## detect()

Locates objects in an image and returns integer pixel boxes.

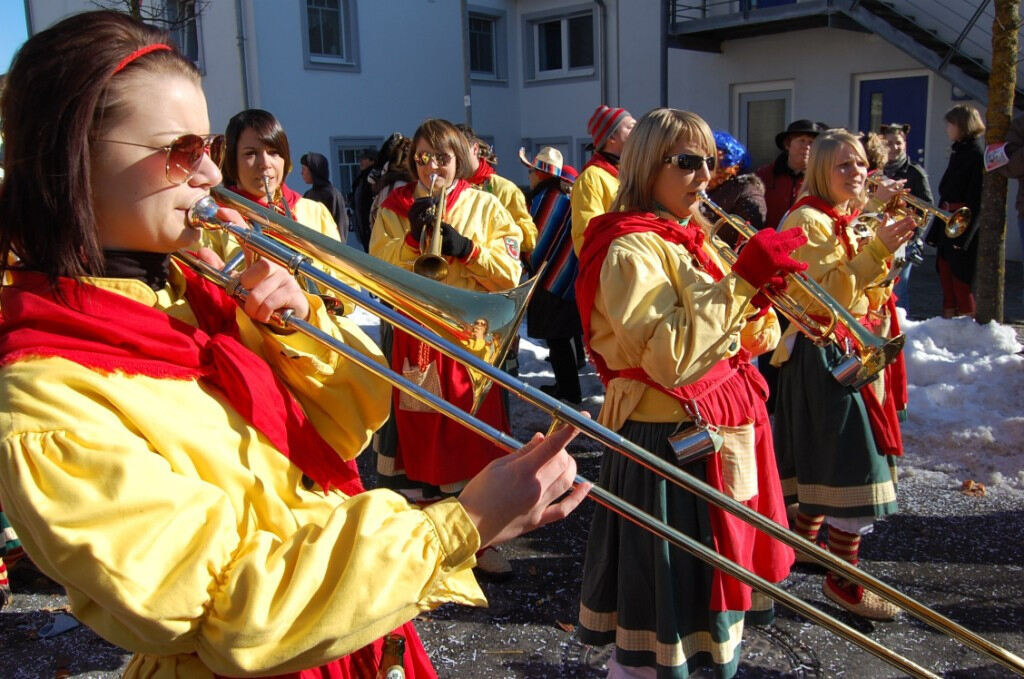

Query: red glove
[732,228,808,290]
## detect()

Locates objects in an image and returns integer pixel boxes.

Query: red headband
[112,44,173,75]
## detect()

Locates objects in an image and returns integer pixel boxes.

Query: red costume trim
[466,159,496,186]
[227,183,302,216]
[380,179,471,218]
[583,151,619,179]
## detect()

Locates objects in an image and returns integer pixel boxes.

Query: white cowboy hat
[518,146,564,177]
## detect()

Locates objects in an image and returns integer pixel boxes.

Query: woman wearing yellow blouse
[771,129,916,621]
[575,108,802,678]
[0,13,586,678]
[370,118,525,577]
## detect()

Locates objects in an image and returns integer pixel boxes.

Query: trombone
[698,191,904,390]
[186,190,1024,678]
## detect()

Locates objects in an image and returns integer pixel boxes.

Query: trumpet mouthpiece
[187,195,222,230]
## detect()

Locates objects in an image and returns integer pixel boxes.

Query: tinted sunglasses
[663,153,716,172]
[97,133,225,184]
[413,151,453,167]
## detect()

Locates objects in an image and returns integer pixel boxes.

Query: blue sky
[1,2,29,73]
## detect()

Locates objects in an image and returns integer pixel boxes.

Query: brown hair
[615,108,715,215]
[862,132,889,172]
[406,119,472,181]
[222,109,293,186]
[0,10,199,283]
[799,129,868,207]
[944,104,985,141]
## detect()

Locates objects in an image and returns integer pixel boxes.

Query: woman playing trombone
[770,129,916,621]
[0,12,586,678]
[575,108,800,678]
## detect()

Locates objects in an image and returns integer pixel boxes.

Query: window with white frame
[735,87,792,169]
[171,0,203,69]
[524,7,596,83]
[302,0,359,70]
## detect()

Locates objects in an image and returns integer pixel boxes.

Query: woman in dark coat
[300,151,349,234]
[926,105,985,319]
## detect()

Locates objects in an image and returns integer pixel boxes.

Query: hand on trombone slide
[459,422,592,550]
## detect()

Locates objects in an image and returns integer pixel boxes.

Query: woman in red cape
[575,108,803,678]
[0,12,586,679]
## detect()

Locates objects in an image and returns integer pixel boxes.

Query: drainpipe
[660,0,668,107]
[460,0,472,125]
[234,0,251,109]
[594,0,609,104]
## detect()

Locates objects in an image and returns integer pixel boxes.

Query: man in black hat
[755,119,828,230]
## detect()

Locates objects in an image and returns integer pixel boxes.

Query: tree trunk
[976,0,1020,323]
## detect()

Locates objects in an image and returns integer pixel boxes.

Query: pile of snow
[900,310,1024,496]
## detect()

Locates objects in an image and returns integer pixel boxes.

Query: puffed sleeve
[237,292,391,458]
[493,176,538,253]
[369,206,419,271]
[0,426,483,676]
[460,197,523,291]
[594,234,759,389]
[782,208,890,312]
[570,169,616,256]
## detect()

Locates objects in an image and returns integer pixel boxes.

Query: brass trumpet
[698,191,904,389]
[413,174,449,281]
[867,174,970,238]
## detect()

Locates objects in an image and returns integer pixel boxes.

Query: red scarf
[227,182,302,216]
[790,195,860,258]
[466,159,496,186]
[0,269,364,493]
[380,179,471,219]
[789,196,905,456]
[583,151,619,179]
[575,212,760,415]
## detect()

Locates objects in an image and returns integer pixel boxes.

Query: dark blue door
[858,76,929,165]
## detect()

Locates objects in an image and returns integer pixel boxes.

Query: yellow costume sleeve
[592,232,759,390]
[487,174,538,253]
[0,423,482,676]
[570,166,618,256]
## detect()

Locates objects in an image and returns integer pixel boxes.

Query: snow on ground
[899,309,1024,497]
[351,305,1024,497]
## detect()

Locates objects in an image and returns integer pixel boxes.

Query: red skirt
[391,327,509,486]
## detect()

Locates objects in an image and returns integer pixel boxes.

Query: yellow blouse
[570,164,619,256]
[587,227,779,431]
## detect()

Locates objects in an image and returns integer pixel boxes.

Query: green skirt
[578,421,773,679]
[773,336,898,518]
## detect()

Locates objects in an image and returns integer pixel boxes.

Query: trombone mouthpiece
[187,195,222,230]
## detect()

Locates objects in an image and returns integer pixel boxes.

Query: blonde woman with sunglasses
[369,118,525,578]
[0,13,586,678]
[576,109,802,678]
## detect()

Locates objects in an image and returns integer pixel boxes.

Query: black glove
[407,196,437,242]
[439,222,474,259]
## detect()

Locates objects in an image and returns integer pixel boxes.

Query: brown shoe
[823,576,900,621]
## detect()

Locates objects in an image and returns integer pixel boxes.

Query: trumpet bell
[945,206,971,238]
